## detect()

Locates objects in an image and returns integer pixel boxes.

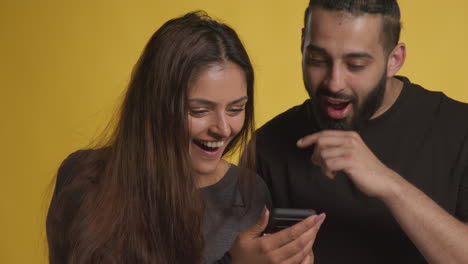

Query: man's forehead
[304,8,386,56]
[308,9,382,36]
[306,7,384,32]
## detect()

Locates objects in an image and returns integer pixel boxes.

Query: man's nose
[324,64,346,93]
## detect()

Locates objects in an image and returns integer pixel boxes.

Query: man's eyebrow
[306,44,374,59]
[306,44,327,54]
[188,96,248,105]
[344,52,373,59]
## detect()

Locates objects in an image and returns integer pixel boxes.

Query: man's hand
[297,130,468,263]
[297,130,399,199]
[229,207,325,264]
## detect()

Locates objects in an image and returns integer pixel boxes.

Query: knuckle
[349,131,359,138]
[316,142,324,150]
[324,158,334,168]
[292,251,306,264]
[345,149,353,159]
[265,255,278,264]
[316,137,324,146]
[288,229,299,241]
[318,150,326,160]
[271,259,281,264]
[259,241,270,253]
[297,237,308,248]
[290,258,300,264]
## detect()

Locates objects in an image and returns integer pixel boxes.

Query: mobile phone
[266,208,317,233]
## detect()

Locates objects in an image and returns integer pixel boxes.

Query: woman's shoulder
[55,150,90,194]
[230,164,272,208]
[47,149,104,261]
[55,150,90,193]
[54,148,107,195]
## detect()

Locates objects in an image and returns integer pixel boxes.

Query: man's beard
[308,72,387,131]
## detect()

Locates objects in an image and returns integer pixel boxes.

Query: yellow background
[1,0,467,263]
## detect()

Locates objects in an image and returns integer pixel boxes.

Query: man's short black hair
[304,0,401,53]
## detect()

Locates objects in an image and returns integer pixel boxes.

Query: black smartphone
[266,208,317,233]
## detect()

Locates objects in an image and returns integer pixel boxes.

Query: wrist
[377,170,406,204]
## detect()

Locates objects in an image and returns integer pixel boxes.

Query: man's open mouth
[322,97,353,119]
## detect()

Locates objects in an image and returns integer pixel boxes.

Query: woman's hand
[229,208,325,264]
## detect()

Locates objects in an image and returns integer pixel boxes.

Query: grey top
[48,150,271,264]
[202,164,272,263]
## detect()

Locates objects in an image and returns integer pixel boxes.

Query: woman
[47,11,270,263]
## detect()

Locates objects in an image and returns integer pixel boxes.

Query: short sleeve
[212,252,232,263]
[47,150,90,264]
[53,150,88,195]
[456,170,468,222]
[255,173,272,211]
[255,136,274,203]
[455,133,468,222]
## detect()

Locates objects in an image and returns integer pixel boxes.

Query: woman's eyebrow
[188,98,215,106]
[228,96,248,105]
[188,96,248,105]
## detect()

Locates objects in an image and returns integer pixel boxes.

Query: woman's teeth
[194,140,225,152]
[200,140,224,148]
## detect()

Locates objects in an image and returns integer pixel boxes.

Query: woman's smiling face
[188,62,247,182]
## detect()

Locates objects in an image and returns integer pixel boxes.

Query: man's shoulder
[399,76,468,117]
[437,92,468,117]
[436,94,468,138]
[401,76,468,137]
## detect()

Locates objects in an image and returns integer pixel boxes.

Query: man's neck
[370,77,403,119]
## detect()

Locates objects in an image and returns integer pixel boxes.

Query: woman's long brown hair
[46,11,255,264]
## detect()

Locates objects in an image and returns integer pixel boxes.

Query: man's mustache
[316,88,356,102]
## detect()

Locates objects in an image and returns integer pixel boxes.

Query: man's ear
[386,43,406,77]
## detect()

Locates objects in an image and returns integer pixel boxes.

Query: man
[255,0,468,263]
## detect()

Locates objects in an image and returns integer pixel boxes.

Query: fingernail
[296,138,303,146]
[262,205,269,217]
[314,213,326,224]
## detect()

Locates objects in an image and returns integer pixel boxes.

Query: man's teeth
[329,100,348,105]
[200,141,225,148]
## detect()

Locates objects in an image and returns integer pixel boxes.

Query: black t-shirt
[256,76,468,263]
